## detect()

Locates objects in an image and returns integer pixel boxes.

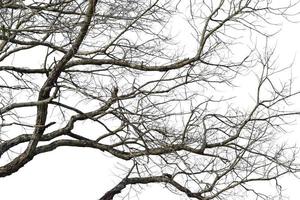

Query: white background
[1,4,300,200]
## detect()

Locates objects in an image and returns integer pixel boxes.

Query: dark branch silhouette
[0,0,299,199]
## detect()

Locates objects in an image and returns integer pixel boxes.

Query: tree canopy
[0,0,300,199]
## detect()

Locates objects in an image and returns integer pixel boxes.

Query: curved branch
[99,174,204,200]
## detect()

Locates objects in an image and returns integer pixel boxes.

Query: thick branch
[99,175,204,200]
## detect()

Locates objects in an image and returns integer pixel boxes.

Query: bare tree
[0,0,299,199]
